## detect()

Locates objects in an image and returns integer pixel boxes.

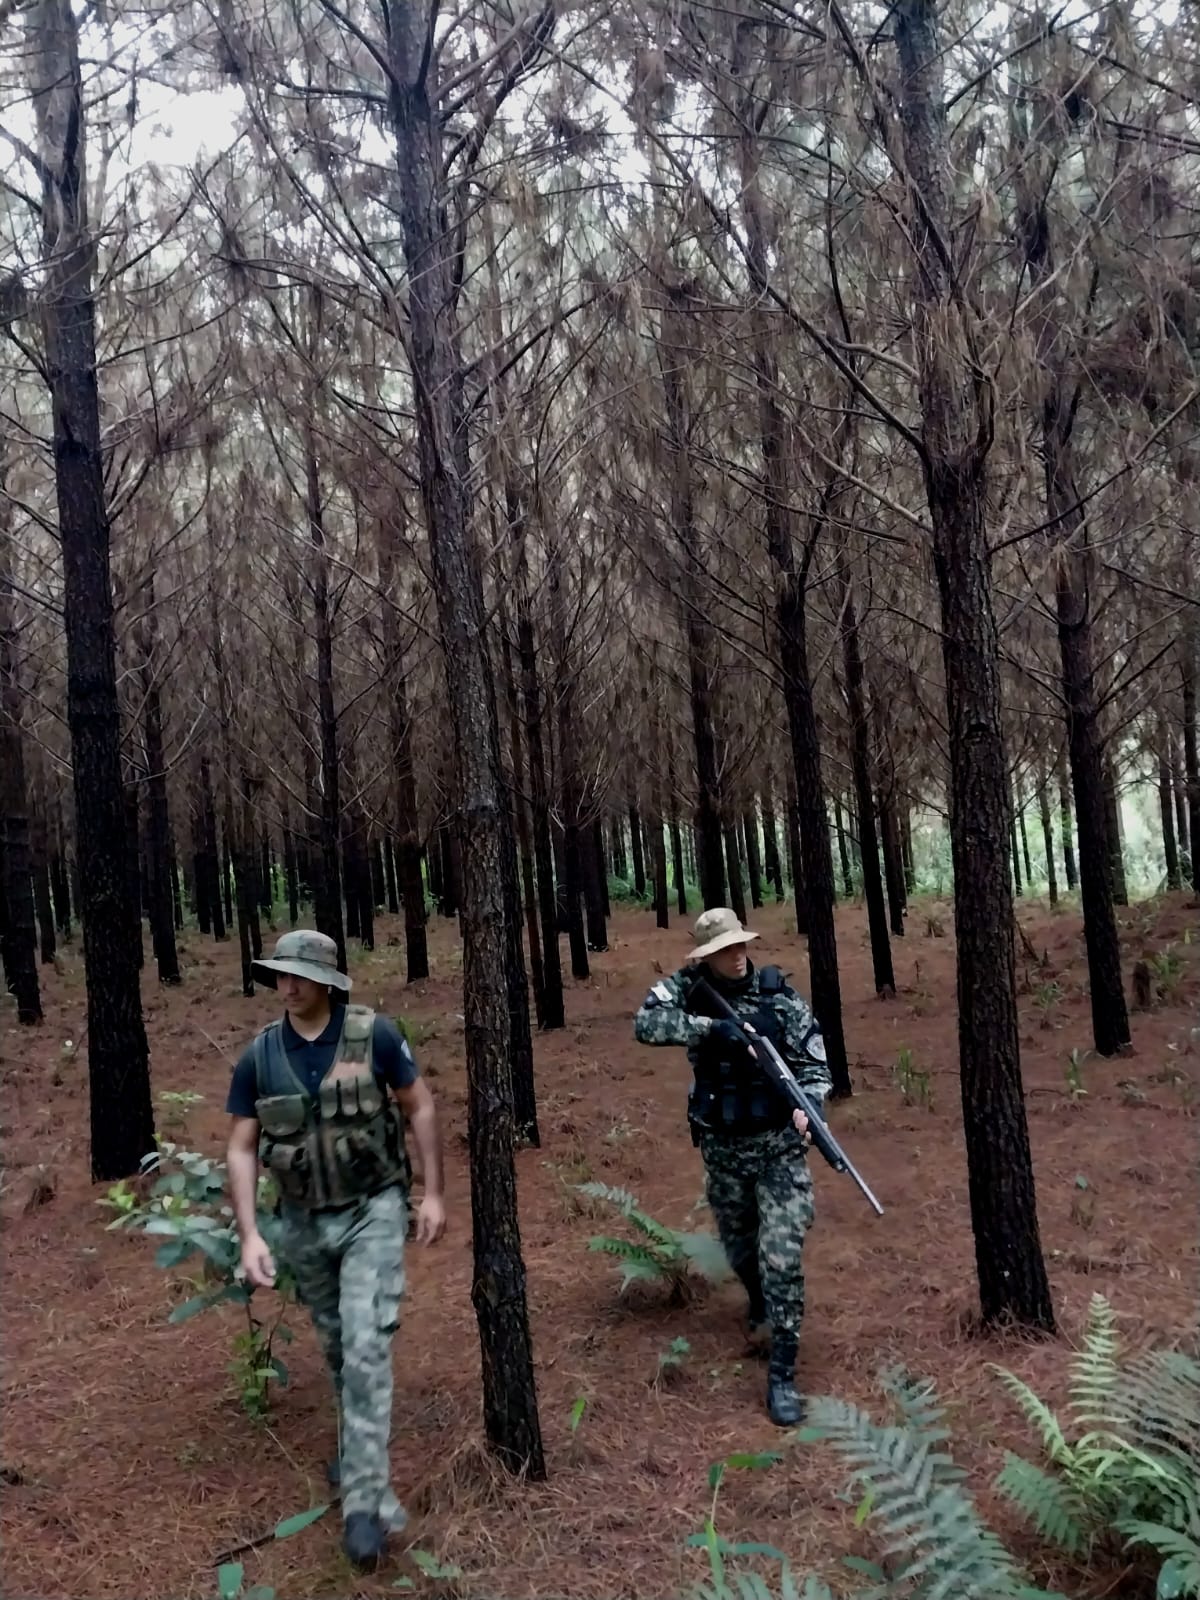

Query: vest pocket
[257,1094,307,1137]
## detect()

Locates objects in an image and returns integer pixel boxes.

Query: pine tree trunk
[0,488,42,1022]
[581,811,608,951]
[896,0,1054,1331]
[516,583,563,1029]
[660,293,727,908]
[1037,768,1059,907]
[138,578,180,985]
[839,572,894,990]
[629,804,647,898]
[1011,821,1023,898]
[1103,759,1128,908]
[1015,98,1129,1053]
[1158,720,1181,891]
[743,811,763,908]
[387,8,543,1474]
[761,773,783,899]
[31,0,154,1172]
[1058,750,1078,890]
[200,756,225,940]
[1018,805,1033,888]
[305,430,347,971]
[498,607,545,1026]
[1183,625,1200,893]
[669,817,686,914]
[378,521,429,982]
[834,796,854,899]
[1173,730,1191,875]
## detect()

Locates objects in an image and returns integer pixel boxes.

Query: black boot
[343,1511,387,1571]
[766,1331,805,1427]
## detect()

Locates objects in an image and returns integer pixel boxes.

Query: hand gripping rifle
[686,973,884,1217]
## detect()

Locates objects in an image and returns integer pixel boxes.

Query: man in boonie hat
[225,929,446,1572]
[633,907,832,1427]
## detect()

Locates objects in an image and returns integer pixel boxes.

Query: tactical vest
[253,1004,412,1210]
[688,966,792,1138]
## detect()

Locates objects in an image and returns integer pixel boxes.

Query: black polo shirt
[225,1007,419,1119]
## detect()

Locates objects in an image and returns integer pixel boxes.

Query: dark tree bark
[1037,765,1059,907]
[1173,730,1190,874]
[138,578,180,985]
[1010,822,1023,899]
[669,816,687,914]
[283,807,300,928]
[1183,625,1200,893]
[1014,77,1129,1054]
[896,0,1054,1331]
[610,816,627,879]
[383,835,400,916]
[650,813,669,928]
[1058,750,1078,890]
[549,546,589,980]
[580,811,608,951]
[1018,805,1033,889]
[50,803,71,938]
[31,0,154,1172]
[761,772,784,899]
[1158,718,1181,891]
[723,824,748,924]
[304,429,347,972]
[514,554,563,1029]
[200,756,225,940]
[901,810,916,893]
[629,804,647,899]
[834,796,854,899]
[387,5,543,1475]
[743,812,763,908]
[0,482,42,1022]
[871,697,907,937]
[498,602,545,1026]
[839,569,894,994]
[785,769,804,929]
[209,567,253,991]
[660,292,727,909]
[734,110,847,1091]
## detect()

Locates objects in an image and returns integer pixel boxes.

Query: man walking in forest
[633,908,831,1426]
[225,930,446,1571]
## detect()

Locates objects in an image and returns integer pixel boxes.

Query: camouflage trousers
[279,1183,407,1523]
[698,1125,815,1337]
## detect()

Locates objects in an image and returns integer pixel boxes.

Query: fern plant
[575,1182,730,1303]
[991,1293,1200,1597]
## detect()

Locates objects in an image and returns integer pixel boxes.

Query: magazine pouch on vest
[688,966,792,1138]
[254,1005,411,1209]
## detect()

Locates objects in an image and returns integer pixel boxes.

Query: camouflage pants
[699,1125,815,1336]
[279,1184,407,1522]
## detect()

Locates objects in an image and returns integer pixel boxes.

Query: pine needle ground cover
[1,900,1196,1600]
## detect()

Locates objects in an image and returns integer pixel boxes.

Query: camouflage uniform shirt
[633,961,834,1114]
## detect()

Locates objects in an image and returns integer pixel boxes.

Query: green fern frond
[803,1394,1043,1600]
[576,1181,639,1215]
[990,1367,1073,1467]
[678,1230,733,1282]
[626,1208,683,1248]
[1068,1293,1121,1424]
[881,1366,954,1444]
[994,1453,1092,1556]
[618,1257,672,1291]
[1112,1518,1200,1586]
[586,1236,665,1269]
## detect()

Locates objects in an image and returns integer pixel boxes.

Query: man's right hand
[709,1019,758,1060]
[240,1231,277,1289]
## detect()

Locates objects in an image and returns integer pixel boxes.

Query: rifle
[685,973,884,1217]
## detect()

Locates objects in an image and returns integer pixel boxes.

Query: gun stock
[687,974,884,1217]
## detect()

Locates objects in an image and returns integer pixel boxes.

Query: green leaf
[217,1561,244,1599]
[243,1587,275,1600]
[410,1550,462,1578]
[168,1292,219,1324]
[155,1237,198,1269]
[142,1216,182,1235]
[269,1358,289,1387]
[842,1555,887,1580]
[1157,1556,1195,1600]
[722,1451,782,1473]
[568,1396,586,1433]
[392,1580,415,1591]
[274,1503,329,1539]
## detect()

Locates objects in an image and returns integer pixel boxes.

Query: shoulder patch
[650,982,673,1004]
[804,1031,827,1062]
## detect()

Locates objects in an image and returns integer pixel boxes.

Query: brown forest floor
[2,893,1198,1600]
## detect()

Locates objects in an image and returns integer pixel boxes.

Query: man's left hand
[792,1108,812,1145]
[415,1195,446,1245]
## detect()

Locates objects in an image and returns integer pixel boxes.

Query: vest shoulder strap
[757,964,789,995]
[253,1020,291,1097]
[338,1004,375,1066]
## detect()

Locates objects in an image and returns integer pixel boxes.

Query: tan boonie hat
[688,906,759,961]
[251,929,352,992]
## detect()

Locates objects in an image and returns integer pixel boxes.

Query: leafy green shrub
[992,1293,1200,1597]
[575,1182,730,1303]
[101,1142,296,1418]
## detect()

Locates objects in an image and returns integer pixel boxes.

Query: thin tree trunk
[743,811,763,908]
[499,607,545,1025]
[1158,717,1181,891]
[138,577,180,985]
[761,772,783,900]
[834,796,853,899]
[580,809,608,951]
[387,12,543,1474]
[1018,805,1033,888]
[1103,758,1129,908]
[200,756,225,940]
[629,804,647,899]
[305,429,347,971]
[1183,624,1200,893]
[1173,730,1190,874]
[650,813,669,929]
[0,479,42,1022]
[1037,768,1059,907]
[896,0,1054,1330]
[1058,750,1078,890]
[515,565,563,1029]
[1011,821,1023,898]
[838,569,894,993]
[723,823,747,923]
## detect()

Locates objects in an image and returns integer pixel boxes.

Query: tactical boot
[766,1331,805,1427]
[343,1511,387,1571]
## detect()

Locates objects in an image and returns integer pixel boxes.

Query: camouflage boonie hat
[689,906,759,961]
[251,929,352,992]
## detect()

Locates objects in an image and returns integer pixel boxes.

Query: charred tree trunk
[761,774,783,900]
[1037,767,1059,907]
[629,804,647,899]
[498,605,545,1025]
[1058,751,1078,891]
[1015,86,1129,1055]
[515,571,563,1030]
[1158,719,1181,891]
[661,294,726,909]
[834,796,853,899]
[31,0,154,1171]
[1010,822,1023,898]
[305,431,347,972]
[138,578,180,985]
[743,811,763,908]
[387,12,543,1474]
[200,756,225,940]
[1183,625,1200,893]
[896,0,1054,1331]
[1103,760,1128,909]
[0,483,42,1022]
[580,807,608,951]
[378,520,429,982]
[723,824,747,924]
[736,116,847,1092]
[840,570,894,993]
